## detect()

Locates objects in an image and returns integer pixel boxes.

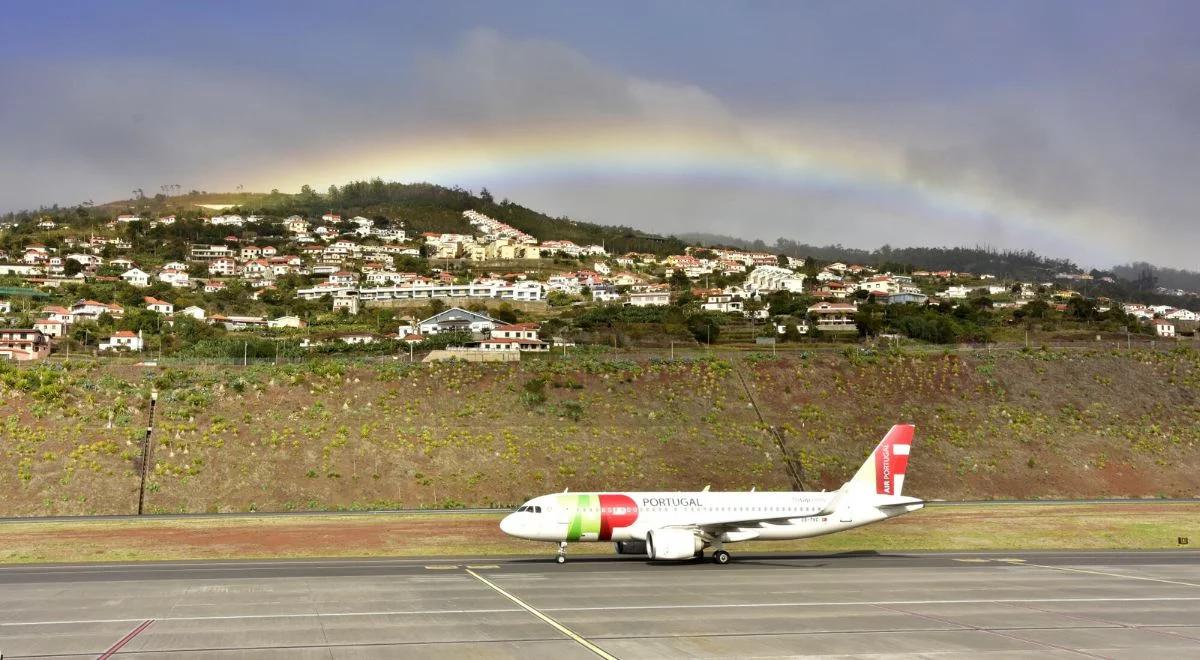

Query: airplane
[500,424,921,564]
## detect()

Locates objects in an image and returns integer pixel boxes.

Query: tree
[669,270,690,290]
[479,187,494,203]
[62,259,84,277]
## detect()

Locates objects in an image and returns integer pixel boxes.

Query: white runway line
[1021,562,1200,588]
[466,568,618,660]
[4,597,1199,628]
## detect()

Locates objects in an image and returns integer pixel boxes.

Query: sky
[2,1,1198,269]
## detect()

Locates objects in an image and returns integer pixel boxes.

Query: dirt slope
[1,348,1197,515]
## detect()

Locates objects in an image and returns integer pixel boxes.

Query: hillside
[1,348,1197,516]
[678,232,1080,281]
[4,181,686,257]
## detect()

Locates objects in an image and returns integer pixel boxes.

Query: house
[328,270,359,286]
[746,265,806,293]
[122,268,151,287]
[189,244,237,260]
[203,280,227,293]
[0,328,51,360]
[268,315,306,329]
[71,299,123,320]
[478,337,549,352]
[404,307,497,336]
[491,323,540,341]
[209,258,238,276]
[628,286,670,307]
[33,318,66,338]
[332,294,360,314]
[1153,319,1176,338]
[1166,308,1199,322]
[885,292,929,306]
[158,269,190,288]
[144,297,174,315]
[40,305,73,324]
[400,333,425,344]
[338,333,376,345]
[100,330,144,352]
[209,315,267,331]
[700,292,744,315]
[590,284,621,302]
[116,214,143,223]
[284,216,310,234]
[807,302,858,332]
[179,306,206,321]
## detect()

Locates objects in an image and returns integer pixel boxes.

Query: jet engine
[614,540,647,555]
[645,528,702,560]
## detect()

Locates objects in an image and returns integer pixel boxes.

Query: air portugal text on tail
[500,424,923,564]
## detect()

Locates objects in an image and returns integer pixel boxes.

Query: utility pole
[136,390,158,515]
[243,341,248,367]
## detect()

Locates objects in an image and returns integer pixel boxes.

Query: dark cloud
[2,10,1199,269]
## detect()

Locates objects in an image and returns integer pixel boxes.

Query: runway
[1,550,1197,658]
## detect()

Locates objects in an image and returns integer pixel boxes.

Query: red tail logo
[874,424,913,495]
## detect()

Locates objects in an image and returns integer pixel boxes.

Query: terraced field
[1,347,1197,516]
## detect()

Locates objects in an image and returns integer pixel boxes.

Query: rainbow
[275,122,1114,261]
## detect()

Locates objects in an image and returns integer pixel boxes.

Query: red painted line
[97,619,153,659]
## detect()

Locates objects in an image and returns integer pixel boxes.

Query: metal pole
[243,341,247,367]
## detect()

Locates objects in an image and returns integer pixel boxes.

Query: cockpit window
[515,505,541,513]
[532,506,541,513]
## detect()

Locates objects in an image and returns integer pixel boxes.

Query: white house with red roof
[144,297,174,315]
[71,299,124,320]
[100,330,144,352]
[808,301,858,331]
[1153,319,1176,338]
[33,318,66,338]
[491,323,541,341]
[122,268,151,287]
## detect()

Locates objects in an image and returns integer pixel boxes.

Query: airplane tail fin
[845,424,915,497]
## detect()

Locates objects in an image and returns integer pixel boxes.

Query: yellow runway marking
[466,568,618,660]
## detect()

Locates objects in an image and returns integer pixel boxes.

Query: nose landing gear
[556,541,567,564]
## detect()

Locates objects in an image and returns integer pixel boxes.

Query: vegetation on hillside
[1,348,1196,516]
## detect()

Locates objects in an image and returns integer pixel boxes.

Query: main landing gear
[712,550,731,565]
[556,542,567,564]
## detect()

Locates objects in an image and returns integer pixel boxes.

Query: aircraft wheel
[713,550,731,565]
[556,554,566,564]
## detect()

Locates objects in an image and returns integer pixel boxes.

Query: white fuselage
[499,490,923,544]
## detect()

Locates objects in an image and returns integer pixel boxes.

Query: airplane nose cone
[500,514,518,537]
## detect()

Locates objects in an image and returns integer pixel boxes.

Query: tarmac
[0,550,1198,658]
